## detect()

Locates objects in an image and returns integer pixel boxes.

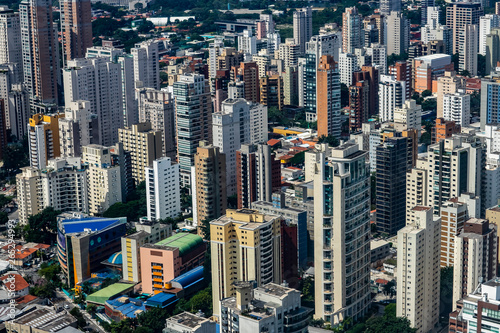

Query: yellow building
[118,122,162,184]
[28,113,64,169]
[210,209,282,317]
[486,206,500,268]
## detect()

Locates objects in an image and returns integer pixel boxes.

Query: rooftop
[154,233,204,256]
[59,216,126,235]
[11,306,77,332]
[86,283,135,305]
[0,273,29,291]
[255,283,293,298]
[166,312,209,329]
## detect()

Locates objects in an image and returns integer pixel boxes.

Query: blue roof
[171,266,204,288]
[106,297,145,318]
[145,292,177,308]
[61,217,126,234]
[108,252,122,265]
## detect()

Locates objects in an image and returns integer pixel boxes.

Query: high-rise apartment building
[348,80,370,132]
[436,71,465,118]
[421,0,435,26]
[81,144,122,215]
[480,14,500,56]
[378,75,405,122]
[385,11,410,56]
[413,54,454,93]
[339,52,359,86]
[63,57,122,146]
[118,122,162,184]
[278,38,300,67]
[432,117,461,143]
[342,7,363,54]
[443,92,471,127]
[260,75,284,110]
[397,206,440,333]
[393,99,422,134]
[20,0,60,105]
[446,2,483,55]
[61,0,92,61]
[192,143,227,226]
[376,137,410,236]
[317,55,341,138]
[486,206,500,267]
[440,199,468,268]
[388,61,411,99]
[453,218,498,309]
[59,100,95,158]
[210,209,282,316]
[236,143,281,209]
[28,113,63,169]
[131,40,159,89]
[212,99,267,196]
[481,73,500,130]
[0,6,21,66]
[173,74,212,187]
[459,24,479,76]
[312,143,371,324]
[379,0,401,16]
[8,83,29,140]
[145,157,181,222]
[137,88,176,160]
[486,28,500,75]
[293,7,312,54]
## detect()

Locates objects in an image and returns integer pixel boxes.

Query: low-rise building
[164,312,216,333]
[5,305,77,333]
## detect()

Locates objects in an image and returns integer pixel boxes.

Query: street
[54,290,105,333]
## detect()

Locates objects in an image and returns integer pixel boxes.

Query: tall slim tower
[316,55,341,138]
[379,0,401,16]
[446,2,483,55]
[312,143,371,324]
[61,0,92,61]
[459,24,479,76]
[342,7,363,54]
[293,7,312,54]
[0,6,21,66]
[20,0,60,106]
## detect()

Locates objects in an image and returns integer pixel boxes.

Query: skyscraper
[437,71,465,118]
[421,0,435,26]
[481,73,500,130]
[192,142,227,226]
[379,0,401,16]
[479,14,500,56]
[342,7,363,54]
[459,24,479,76]
[443,92,471,127]
[28,113,63,169]
[61,0,92,61]
[485,28,500,75]
[312,143,371,324]
[446,2,483,55]
[20,0,60,105]
[385,11,410,56]
[376,137,410,235]
[0,6,21,66]
[293,7,312,54]
[317,55,341,138]
[378,74,405,122]
[131,40,160,89]
[397,206,440,332]
[63,57,123,146]
[173,74,212,187]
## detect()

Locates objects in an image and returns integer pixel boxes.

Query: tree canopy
[364,304,417,332]
[21,207,61,244]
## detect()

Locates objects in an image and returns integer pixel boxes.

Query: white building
[443,92,471,127]
[312,143,371,324]
[0,7,21,69]
[459,24,479,76]
[366,43,387,74]
[220,282,311,333]
[278,38,300,67]
[165,312,216,333]
[117,54,137,127]
[238,29,257,58]
[212,98,267,195]
[396,206,440,333]
[385,11,409,56]
[293,7,312,54]
[82,144,122,215]
[379,75,405,122]
[480,15,500,56]
[131,40,160,89]
[338,52,359,86]
[137,87,176,160]
[393,99,422,134]
[306,32,342,63]
[63,57,123,146]
[59,100,93,158]
[145,157,181,221]
[7,83,29,140]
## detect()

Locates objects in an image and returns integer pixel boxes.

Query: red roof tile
[267,139,280,146]
[0,274,29,291]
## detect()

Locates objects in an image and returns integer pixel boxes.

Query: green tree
[317,135,339,147]
[3,140,29,173]
[137,20,154,34]
[459,69,471,77]
[189,285,212,315]
[137,306,169,332]
[86,303,97,316]
[0,212,8,225]
[341,83,349,107]
[440,266,453,318]
[22,207,61,244]
[421,90,432,97]
[38,263,61,282]
[301,276,314,302]
[365,304,417,332]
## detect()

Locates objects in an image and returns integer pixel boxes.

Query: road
[55,290,106,333]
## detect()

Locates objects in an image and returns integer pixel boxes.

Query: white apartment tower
[131,40,160,89]
[339,52,360,86]
[480,15,500,56]
[278,38,300,67]
[238,30,257,58]
[443,92,471,127]
[145,157,181,221]
[342,7,363,54]
[312,143,371,324]
[397,206,440,333]
[385,11,410,56]
[63,57,123,146]
[59,100,93,158]
[0,6,21,67]
[293,7,312,54]
[137,88,176,160]
[459,24,479,76]
[378,75,406,122]
[393,99,422,134]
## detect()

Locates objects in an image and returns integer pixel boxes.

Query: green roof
[155,233,204,256]
[86,283,134,305]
